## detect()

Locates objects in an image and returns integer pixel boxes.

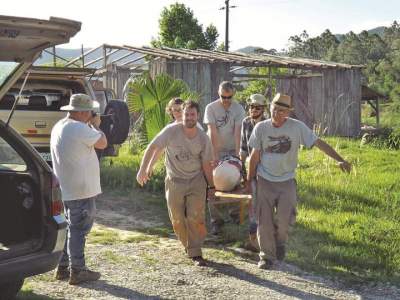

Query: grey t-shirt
[152,123,213,180]
[249,118,318,182]
[203,99,246,153]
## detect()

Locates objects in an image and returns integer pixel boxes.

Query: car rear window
[0,136,27,172]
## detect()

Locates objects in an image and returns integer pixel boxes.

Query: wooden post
[81,44,85,68]
[376,98,380,128]
[103,45,107,69]
[53,46,56,67]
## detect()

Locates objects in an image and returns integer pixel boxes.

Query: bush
[361,126,400,150]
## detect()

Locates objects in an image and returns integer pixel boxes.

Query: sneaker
[191,256,207,267]
[69,268,101,285]
[54,266,69,281]
[210,222,223,236]
[276,245,286,261]
[257,259,274,270]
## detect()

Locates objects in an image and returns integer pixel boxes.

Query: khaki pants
[165,173,207,257]
[256,176,297,262]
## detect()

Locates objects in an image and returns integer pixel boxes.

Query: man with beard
[247,93,351,269]
[239,94,267,249]
[137,100,214,266]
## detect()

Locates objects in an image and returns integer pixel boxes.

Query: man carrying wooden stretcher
[246,93,352,270]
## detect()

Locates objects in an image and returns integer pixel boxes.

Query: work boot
[257,259,274,270]
[191,256,207,267]
[54,266,69,281]
[69,268,101,285]
[276,245,286,261]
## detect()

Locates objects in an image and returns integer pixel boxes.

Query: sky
[2,0,400,51]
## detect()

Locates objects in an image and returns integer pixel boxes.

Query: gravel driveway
[20,192,400,300]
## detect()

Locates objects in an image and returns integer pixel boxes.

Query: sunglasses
[172,108,182,113]
[221,95,233,100]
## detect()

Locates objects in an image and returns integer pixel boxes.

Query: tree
[152,3,219,50]
[126,73,199,146]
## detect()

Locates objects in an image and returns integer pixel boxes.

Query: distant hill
[335,26,386,42]
[34,48,91,66]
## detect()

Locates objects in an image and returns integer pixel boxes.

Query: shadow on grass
[79,280,163,300]
[208,260,333,300]
[18,290,60,300]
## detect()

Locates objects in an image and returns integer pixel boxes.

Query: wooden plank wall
[277,69,361,137]
[103,65,134,99]
[150,59,232,119]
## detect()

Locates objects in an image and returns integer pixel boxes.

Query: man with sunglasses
[239,94,267,249]
[204,81,246,235]
[247,93,351,270]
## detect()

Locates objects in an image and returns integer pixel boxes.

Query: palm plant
[126,73,199,146]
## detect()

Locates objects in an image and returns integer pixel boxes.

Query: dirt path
[21,191,400,300]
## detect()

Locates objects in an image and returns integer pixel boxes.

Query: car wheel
[100,100,130,145]
[0,279,24,300]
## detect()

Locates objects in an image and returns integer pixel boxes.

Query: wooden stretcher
[209,190,252,224]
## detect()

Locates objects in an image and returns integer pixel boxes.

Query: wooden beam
[65,44,103,67]
[119,55,147,66]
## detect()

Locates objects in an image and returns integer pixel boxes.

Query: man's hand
[338,160,351,173]
[136,168,150,186]
[207,187,216,201]
[90,114,101,128]
[244,180,252,194]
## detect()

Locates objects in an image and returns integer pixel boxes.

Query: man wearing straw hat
[247,93,351,270]
[51,93,107,284]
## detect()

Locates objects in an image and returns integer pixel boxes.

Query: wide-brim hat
[271,93,294,110]
[248,94,267,106]
[61,93,100,112]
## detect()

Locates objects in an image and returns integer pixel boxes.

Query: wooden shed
[65,44,364,137]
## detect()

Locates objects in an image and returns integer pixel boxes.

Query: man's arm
[234,123,242,157]
[202,160,215,200]
[314,139,351,172]
[208,124,220,160]
[136,143,161,186]
[247,148,260,182]
[90,115,108,149]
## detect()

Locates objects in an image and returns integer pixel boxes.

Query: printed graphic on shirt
[265,135,292,154]
[174,146,193,162]
[216,111,230,129]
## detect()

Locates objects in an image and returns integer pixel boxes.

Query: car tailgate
[0,110,65,147]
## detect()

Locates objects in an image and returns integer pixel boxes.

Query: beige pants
[165,173,207,257]
[256,176,297,262]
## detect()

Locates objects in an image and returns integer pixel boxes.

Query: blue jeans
[59,197,96,270]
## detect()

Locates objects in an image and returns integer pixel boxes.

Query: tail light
[51,173,63,216]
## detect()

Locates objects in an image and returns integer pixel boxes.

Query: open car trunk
[0,129,44,260]
[0,170,43,260]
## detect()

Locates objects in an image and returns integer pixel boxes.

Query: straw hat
[61,93,100,112]
[271,93,294,110]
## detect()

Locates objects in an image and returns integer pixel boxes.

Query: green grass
[101,136,400,284]
[18,282,59,300]
[293,137,400,283]
[88,226,160,245]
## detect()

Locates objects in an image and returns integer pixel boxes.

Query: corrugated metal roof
[104,44,364,70]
